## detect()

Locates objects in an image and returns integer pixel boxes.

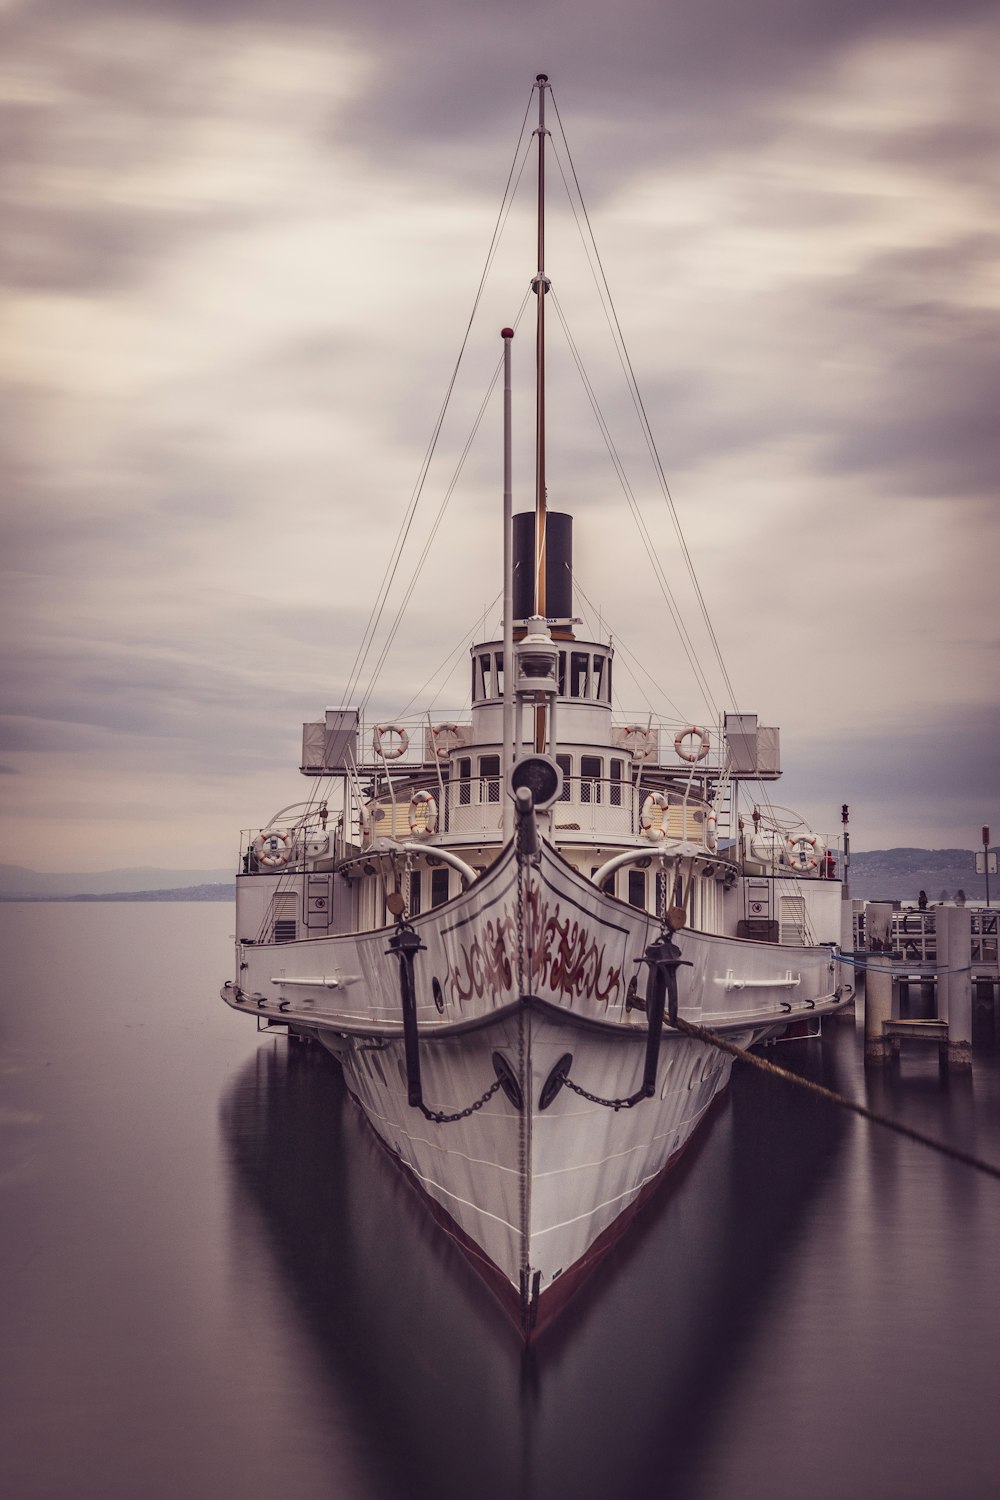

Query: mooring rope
[667,1014,1000,1183]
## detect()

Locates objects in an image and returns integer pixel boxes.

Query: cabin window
[556,754,572,801]
[430,869,450,908]
[610,757,625,807]
[592,655,605,702]
[458,756,472,806]
[480,654,493,700]
[493,652,504,698]
[628,870,646,909]
[480,754,500,804]
[580,755,602,805]
[570,651,590,699]
[557,651,567,696]
[408,869,421,917]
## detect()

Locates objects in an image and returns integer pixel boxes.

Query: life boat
[674,725,710,763]
[408,790,438,836]
[373,724,409,759]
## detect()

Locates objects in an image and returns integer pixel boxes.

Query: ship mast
[532,73,550,755]
[533,73,549,620]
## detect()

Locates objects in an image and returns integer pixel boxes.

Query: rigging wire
[337,88,536,714]
[393,590,503,722]
[549,89,741,715]
[357,292,532,717]
[550,286,720,721]
[572,571,688,722]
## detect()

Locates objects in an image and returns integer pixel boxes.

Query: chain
[420,1074,503,1124]
[557,1071,647,1112]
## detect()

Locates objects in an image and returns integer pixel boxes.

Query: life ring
[254,830,294,868]
[373,724,409,760]
[408,790,438,835]
[639,791,670,841]
[706,811,718,852]
[674,725,710,763]
[620,724,655,762]
[787,834,819,870]
[430,722,462,760]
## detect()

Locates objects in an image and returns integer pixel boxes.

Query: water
[3,903,1000,1499]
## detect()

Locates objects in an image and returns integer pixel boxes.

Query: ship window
[610,757,625,807]
[592,655,605,701]
[556,754,572,802]
[458,756,471,806]
[431,869,450,908]
[480,754,501,804]
[471,657,478,702]
[628,870,646,909]
[605,658,612,702]
[557,651,567,696]
[580,755,602,805]
[408,869,421,917]
[480,654,493,700]
[493,652,504,698]
[570,652,590,699]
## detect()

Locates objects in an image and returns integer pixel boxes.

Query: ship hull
[225,841,844,1335]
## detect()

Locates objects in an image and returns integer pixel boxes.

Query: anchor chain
[551,923,692,1111]
[420,1074,504,1125]
[387,919,509,1124]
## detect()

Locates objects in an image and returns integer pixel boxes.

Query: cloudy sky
[2,0,998,872]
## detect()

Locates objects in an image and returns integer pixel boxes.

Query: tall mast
[533,73,549,620]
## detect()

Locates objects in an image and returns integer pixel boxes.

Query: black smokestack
[512,511,573,632]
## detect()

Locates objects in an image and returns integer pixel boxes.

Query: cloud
[1,0,998,867]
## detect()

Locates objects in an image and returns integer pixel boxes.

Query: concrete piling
[864,902,893,1065]
[937,905,973,1069]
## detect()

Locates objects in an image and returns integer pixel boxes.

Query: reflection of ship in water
[219,1033,850,1500]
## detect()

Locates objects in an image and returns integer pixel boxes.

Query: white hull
[224,841,843,1332]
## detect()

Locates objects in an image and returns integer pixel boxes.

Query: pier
[850,902,998,1068]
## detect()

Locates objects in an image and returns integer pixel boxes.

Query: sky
[1,0,998,872]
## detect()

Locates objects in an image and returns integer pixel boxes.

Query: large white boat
[222,75,849,1337]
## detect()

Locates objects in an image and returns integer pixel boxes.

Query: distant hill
[64,883,235,902]
[847,847,997,902]
[1,851,994,905]
[0,864,234,898]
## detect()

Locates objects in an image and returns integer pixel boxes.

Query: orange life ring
[621,724,655,762]
[787,835,818,870]
[430,723,462,760]
[640,791,670,841]
[254,830,294,868]
[674,725,710,763]
[373,724,409,760]
[408,790,438,835]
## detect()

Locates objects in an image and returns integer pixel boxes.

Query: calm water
[3,902,1000,1500]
